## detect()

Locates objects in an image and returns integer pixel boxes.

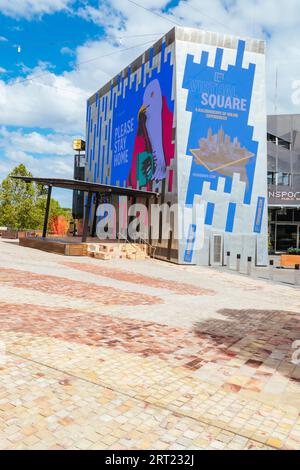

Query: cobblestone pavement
[0,239,300,450]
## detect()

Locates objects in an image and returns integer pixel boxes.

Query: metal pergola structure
[12,176,159,243]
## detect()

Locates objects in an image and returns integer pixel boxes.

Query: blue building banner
[184,224,197,263]
[253,197,265,234]
[182,40,259,213]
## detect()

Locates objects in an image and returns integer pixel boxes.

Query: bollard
[269,259,274,281]
[294,264,300,286]
[236,254,241,272]
[226,251,230,268]
[247,257,252,276]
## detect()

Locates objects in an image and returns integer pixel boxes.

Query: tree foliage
[0,164,71,230]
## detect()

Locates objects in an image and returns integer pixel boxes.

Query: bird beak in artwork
[138,104,148,115]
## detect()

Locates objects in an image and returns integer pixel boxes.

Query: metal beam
[82,192,93,243]
[11,176,159,199]
[42,185,52,238]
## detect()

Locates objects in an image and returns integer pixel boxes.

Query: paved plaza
[0,239,300,450]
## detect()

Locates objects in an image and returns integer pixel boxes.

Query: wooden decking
[19,237,88,256]
[19,237,149,259]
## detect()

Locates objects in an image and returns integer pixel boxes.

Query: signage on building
[73,139,86,151]
[268,185,300,205]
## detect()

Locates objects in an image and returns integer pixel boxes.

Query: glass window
[267,133,277,144]
[269,209,277,223]
[267,171,276,185]
[294,209,300,222]
[268,222,276,253]
[277,138,291,150]
[277,172,291,186]
[276,225,297,252]
[277,208,294,222]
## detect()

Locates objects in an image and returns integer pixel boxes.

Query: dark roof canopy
[11,176,159,199]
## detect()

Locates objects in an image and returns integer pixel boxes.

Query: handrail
[117,232,155,259]
[117,232,139,259]
[138,236,157,259]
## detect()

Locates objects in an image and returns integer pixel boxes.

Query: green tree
[0,164,71,230]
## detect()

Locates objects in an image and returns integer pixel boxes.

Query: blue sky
[0,4,103,77]
[0,0,299,207]
[0,1,107,206]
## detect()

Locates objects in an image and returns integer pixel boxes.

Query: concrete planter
[1,230,43,239]
[280,254,300,268]
[1,230,19,239]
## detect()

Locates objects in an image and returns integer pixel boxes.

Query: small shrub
[288,248,300,255]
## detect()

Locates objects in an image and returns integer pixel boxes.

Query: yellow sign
[73,139,86,151]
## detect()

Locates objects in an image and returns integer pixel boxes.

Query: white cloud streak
[0,0,74,19]
[0,128,74,207]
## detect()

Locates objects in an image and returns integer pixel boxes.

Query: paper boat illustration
[190,128,255,183]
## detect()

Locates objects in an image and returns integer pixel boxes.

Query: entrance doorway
[269,208,300,253]
[275,224,298,252]
[210,234,223,266]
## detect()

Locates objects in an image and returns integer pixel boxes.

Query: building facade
[268,114,300,253]
[85,26,268,266]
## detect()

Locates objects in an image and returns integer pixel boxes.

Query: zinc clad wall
[86,26,268,266]
[85,29,179,262]
[175,27,268,266]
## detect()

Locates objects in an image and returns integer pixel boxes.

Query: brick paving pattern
[0,239,300,449]
[62,261,215,296]
[0,267,162,306]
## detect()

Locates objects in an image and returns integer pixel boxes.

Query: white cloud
[0,158,14,181]
[0,128,75,203]
[0,0,73,19]
[77,1,125,34]
[60,46,75,56]
[1,151,73,178]
[0,127,75,155]
[0,71,88,133]
[4,148,35,165]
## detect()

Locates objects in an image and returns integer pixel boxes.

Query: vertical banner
[184,224,197,263]
[253,197,265,234]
